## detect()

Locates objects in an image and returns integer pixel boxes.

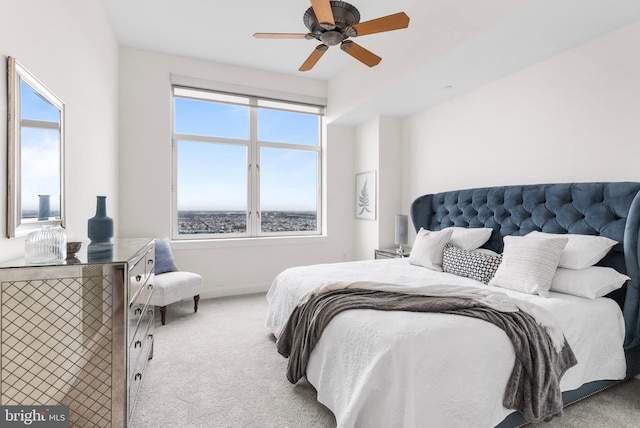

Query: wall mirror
[7,57,65,238]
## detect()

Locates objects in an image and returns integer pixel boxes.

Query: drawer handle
[135,340,142,348]
[148,333,153,340]
[135,373,142,381]
[148,283,153,290]
[148,259,154,265]
[136,274,142,282]
[134,307,142,316]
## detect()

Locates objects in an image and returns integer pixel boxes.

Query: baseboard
[201,282,271,300]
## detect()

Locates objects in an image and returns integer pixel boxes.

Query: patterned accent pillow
[442,244,503,284]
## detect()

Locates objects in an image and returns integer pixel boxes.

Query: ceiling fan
[254,0,410,72]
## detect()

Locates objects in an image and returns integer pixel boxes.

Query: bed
[266,182,640,427]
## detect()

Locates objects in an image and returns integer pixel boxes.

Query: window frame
[171,85,325,241]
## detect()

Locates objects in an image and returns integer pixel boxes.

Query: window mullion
[249,101,260,237]
[259,140,321,152]
[21,119,60,130]
[174,132,248,147]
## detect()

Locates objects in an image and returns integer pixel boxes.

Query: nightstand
[374,247,411,259]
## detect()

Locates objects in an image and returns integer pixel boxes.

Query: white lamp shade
[395,215,408,245]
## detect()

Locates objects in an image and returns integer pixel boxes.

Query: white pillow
[550,266,629,299]
[488,235,568,297]
[526,231,617,270]
[474,248,500,256]
[443,227,493,251]
[409,228,453,271]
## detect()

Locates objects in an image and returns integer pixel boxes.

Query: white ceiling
[100,0,416,80]
[100,0,640,124]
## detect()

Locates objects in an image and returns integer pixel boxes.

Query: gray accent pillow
[442,244,503,284]
[154,239,178,274]
[488,235,568,296]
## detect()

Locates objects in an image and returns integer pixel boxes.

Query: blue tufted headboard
[410,182,640,350]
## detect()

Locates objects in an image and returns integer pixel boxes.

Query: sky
[20,80,61,213]
[174,97,320,212]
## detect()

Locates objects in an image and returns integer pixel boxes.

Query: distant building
[178,211,316,234]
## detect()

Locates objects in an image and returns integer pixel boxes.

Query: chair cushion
[149,271,203,307]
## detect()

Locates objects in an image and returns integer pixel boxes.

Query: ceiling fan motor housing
[304,1,361,44]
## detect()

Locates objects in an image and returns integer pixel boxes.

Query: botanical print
[355,171,376,220]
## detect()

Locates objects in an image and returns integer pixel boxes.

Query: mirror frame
[7,57,65,238]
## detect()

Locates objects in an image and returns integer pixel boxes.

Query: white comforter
[266,258,627,428]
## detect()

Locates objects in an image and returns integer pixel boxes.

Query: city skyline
[177,210,317,234]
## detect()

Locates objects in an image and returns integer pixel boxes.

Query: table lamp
[395,214,408,255]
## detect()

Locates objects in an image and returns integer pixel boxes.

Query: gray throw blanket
[276,288,577,423]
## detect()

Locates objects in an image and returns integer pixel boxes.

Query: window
[172,86,324,239]
[20,78,63,220]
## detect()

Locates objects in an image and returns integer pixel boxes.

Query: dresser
[0,238,155,427]
[374,247,411,259]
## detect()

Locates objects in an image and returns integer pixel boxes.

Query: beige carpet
[130,293,640,428]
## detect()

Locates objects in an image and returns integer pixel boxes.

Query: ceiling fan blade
[310,0,336,30]
[348,12,410,37]
[299,44,329,72]
[253,33,309,39]
[340,40,381,67]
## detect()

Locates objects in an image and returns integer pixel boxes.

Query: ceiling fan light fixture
[320,30,345,46]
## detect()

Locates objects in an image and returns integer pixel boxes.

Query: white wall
[353,117,403,260]
[354,120,380,260]
[0,0,119,262]
[401,19,640,239]
[118,48,355,298]
[378,117,404,249]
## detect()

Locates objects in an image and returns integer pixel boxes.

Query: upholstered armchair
[150,239,203,325]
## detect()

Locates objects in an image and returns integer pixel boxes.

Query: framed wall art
[355,171,376,220]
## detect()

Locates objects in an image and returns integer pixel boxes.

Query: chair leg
[159,306,167,325]
[194,295,200,313]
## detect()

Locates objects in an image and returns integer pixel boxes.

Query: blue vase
[38,194,51,220]
[88,196,114,242]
